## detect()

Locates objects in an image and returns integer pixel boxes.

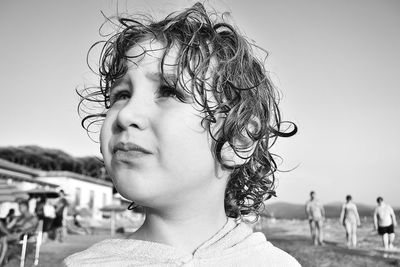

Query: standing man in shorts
[306,191,325,245]
[374,197,397,250]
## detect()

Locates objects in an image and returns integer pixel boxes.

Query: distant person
[4,209,15,225]
[339,195,361,248]
[305,191,325,245]
[35,197,55,238]
[73,212,90,235]
[0,209,15,236]
[42,198,56,241]
[35,197,45,220]
[373,197,397,250]
[0,200,39,264]
[4,200,38,238]
[54,190,68,242]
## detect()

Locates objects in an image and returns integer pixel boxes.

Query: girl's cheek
[100,114,114,155]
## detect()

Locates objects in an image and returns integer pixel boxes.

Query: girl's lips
[113,149,149,162]
[112,142,152,154]
[112,142,152,163]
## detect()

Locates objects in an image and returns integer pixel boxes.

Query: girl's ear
[220,116,261,167]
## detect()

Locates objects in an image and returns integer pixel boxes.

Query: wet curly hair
[79,2,297,219]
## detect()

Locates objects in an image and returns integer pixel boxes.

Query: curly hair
[79,2,297,219]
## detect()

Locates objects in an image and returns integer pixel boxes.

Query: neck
[131,194,228,254]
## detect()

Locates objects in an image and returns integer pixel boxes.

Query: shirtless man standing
[374,197,397,250]
[306,191,325,245]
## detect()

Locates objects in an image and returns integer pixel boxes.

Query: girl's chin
[114,183,151,202]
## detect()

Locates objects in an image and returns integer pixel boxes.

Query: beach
[262,218,400,267]
[5,218,400,266]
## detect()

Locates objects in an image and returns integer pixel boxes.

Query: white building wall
[37,176,113,220]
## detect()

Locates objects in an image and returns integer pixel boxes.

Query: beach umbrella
[100,204,128,236]
[0,180,29,202]
[24,188,60,198]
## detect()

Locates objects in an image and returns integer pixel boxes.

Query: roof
[0,173,58,187]
[0,159,58,187]
[0,159,113,188]
[0,158,45,176]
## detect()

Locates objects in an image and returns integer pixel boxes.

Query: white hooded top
[64,218,301,267]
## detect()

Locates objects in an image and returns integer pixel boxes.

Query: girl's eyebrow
[146,72,177,83]
[110,77,129,92]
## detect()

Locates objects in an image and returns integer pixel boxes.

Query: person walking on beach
[306,191,325,245]
[373,197,397,250]
[339,195,361,248]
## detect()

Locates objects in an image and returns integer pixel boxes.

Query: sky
[1,0,399,207]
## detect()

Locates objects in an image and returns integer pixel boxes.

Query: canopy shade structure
[24,188,60,199]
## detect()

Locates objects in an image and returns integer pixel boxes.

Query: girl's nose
[115,95,150,131]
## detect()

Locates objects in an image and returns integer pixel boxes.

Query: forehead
[125,38,179,72]
[122,37,217,104]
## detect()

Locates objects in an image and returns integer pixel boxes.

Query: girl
[65,3,299,266]
[339,195,361,248]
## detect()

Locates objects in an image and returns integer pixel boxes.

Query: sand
[261,218,400,267]
[4,218,400,266]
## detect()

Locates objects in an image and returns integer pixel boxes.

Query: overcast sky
[1,0,399,207]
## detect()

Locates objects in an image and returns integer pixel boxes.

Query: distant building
[0,158,113,219]
[38,171,113,219]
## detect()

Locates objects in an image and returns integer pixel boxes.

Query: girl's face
[100,39,227,208]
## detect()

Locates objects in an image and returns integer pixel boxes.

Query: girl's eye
[110,90,131,105]
[158,85,179,98]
